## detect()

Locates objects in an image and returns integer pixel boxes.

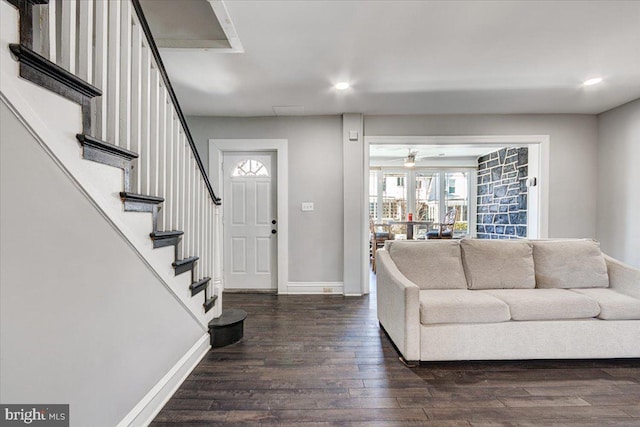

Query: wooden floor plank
[425,406,631,421]
[497,396,590,408]
[151,283,640,425]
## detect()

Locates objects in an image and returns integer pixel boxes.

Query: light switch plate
[349,130,358,141]
[301,202,314,211]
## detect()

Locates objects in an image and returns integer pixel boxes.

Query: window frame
[231,159,270,177]
[370,167,476,238]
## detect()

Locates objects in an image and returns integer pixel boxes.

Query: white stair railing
[29,0,223,316]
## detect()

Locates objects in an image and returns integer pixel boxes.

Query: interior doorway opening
[363,135,550,294]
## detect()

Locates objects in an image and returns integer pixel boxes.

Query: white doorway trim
[364,134,550,291]
[209,139,289,294]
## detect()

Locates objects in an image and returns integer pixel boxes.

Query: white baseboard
[117,334,210,427]
[284,282,344,294]
[224,288,276,294]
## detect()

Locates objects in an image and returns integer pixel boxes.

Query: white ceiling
[370,144,506,160]
[148,0,640,117]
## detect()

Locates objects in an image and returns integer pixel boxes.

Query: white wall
[188,113,612,283]
[188,115,344,283]
[365,114,599,238]
[597,99,640,267]
[1,103,205,426]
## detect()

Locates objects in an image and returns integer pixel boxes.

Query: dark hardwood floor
[152,276,640,426]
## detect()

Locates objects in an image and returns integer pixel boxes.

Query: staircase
[2,0,223,324]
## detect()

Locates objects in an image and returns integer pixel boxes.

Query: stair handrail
[130,0,220,205]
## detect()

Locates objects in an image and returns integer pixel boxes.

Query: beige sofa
[376,238,640,361]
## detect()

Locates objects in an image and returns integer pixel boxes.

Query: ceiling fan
[404,150,418,167]
[381,149,435,168]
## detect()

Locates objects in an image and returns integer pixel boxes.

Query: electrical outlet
[301,202,314,211]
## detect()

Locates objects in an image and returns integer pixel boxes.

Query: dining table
[388,220,433,240]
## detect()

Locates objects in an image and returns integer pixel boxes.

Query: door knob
[271,229,277,234]
[272,220,277,224]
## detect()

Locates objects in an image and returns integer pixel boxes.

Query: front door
[223,152,277,290]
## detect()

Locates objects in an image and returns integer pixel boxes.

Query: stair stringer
[0,3,221,324]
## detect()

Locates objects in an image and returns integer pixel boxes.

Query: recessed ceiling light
[334,82,350,90]
[583,77,603,86]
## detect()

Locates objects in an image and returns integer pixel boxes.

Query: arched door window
[231,159,269,177]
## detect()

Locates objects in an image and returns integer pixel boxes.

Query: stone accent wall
[476,148,528,239]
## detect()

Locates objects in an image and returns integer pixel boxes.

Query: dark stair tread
[208,308,247,348]
[173,256,199,275]
[173,256,199,267]
[7,0,49,9]
[8,0,49,8]
[189,277,210,296]
[120,192,164,204]
[150,230,184,238]
[204,295,218,313]
[208,308,247,327]
[149,230,183,248]
[9,43,101,101]
[77,134,139,161]
[120,192,164,213]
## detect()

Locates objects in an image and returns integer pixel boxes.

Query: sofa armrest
[376,249,420,361]
[604,254,640,299]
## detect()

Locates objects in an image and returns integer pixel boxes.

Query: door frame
[209,139,289,294]
[364,134,550,293]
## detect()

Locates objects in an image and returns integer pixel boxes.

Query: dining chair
[370,217,394,272]
[426,208,457,239]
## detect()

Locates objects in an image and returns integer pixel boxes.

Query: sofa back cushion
[531,239,609,288]
[460,238,536,289]
[387,240,467,290]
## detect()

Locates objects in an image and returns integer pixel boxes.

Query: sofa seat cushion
[480,289,601,320]
[532,239,609,289]
[387,240,467,290]
[419,290,511,325]
[460,238,536,289]
[570,288,640,320]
